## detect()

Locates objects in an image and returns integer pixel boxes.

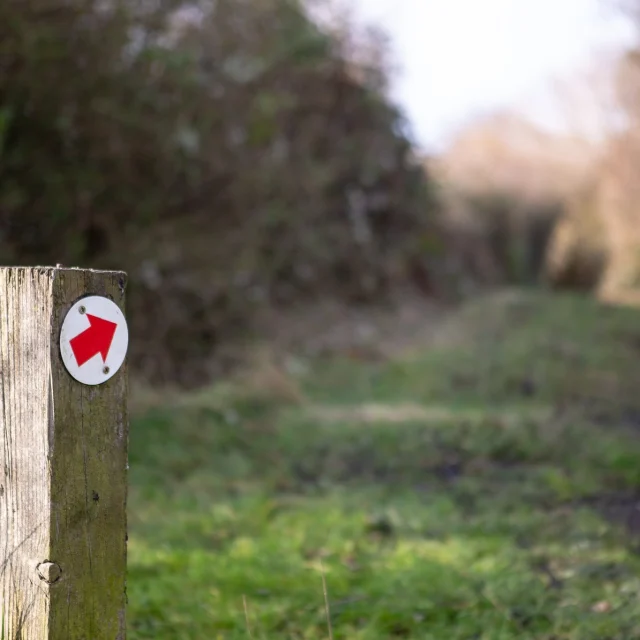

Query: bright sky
[348,0,635,151]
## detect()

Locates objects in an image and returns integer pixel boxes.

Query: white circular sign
[60,296,129,386]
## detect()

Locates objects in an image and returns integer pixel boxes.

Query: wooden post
[0,267,128,640]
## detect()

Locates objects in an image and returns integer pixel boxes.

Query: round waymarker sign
[60,296,129,386]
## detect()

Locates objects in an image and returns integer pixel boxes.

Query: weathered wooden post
[0,267,129,639]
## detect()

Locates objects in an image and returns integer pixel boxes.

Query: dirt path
[255,288,451,360]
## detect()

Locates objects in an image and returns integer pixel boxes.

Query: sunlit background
[349,0,634,149]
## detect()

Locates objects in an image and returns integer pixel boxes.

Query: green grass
[128,291,640,639]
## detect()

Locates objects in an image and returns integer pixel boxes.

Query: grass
[128,291,640,639]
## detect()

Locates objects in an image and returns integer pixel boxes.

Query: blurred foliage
[432,183,564,295]
[0,0,439,386]
[462,191,562,287]
[545,184,609,293]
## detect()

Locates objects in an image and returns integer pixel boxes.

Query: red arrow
[69,314,117,367]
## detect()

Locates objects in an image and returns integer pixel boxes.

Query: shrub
[544,184,609,293]
[0,0,437,387]
[436,188,563,290]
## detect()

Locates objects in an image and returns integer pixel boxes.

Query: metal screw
[79,305,86,314]
[37,561,62,584]
[103,366,110,375]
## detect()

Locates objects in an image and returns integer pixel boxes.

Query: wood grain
[0,267,128,640]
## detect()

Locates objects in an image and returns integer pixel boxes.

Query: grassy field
[128,291,640,639]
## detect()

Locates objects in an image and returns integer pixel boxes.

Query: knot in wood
[37,561,62,584]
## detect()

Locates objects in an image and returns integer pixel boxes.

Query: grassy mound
[128,291,640,639]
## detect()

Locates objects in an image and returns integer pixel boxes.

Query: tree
[0,0,436,386]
